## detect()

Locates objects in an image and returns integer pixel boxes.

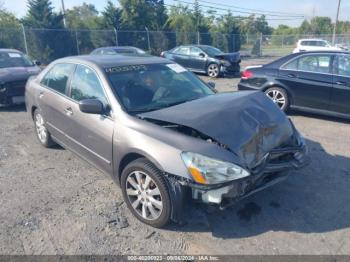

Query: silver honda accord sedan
[25,55,309,228]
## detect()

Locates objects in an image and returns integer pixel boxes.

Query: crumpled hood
[214,52,241,63]
[140,91,294,169]
[0,66,41,83]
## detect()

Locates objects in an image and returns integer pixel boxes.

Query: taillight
[241,70,253,80]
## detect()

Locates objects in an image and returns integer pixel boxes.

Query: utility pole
[332,0,341,45]
[21,24,29,56]
[61,0,67,27]
[145,26,151,52]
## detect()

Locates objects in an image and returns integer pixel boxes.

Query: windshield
[0,52,34,68]
[106,63,214,113]
[200,46,224,56]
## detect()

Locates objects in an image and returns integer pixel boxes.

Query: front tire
[33,109,55,148]
[265,87,289,111]
[121,158,172,228]
[207,63,220,78]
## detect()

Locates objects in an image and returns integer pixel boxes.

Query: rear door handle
[64,107,73,116]
[287,74,296,78]
[39,92,44,99]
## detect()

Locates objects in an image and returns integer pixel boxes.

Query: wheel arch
[117,151,165,185]
[262,83,294,106]
[31,106,38,120]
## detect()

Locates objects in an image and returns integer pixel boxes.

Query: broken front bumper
[190,142,310,208]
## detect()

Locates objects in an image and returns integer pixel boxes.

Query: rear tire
[265,87,289,112]
[33,109,55,148]
[121,158,172,228]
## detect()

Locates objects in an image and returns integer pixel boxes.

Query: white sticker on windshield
[8,53,21,58]
[166,63,187,73]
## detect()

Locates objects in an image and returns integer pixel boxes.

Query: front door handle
[39,92,44,99]
[335,81,348,86]
[64,107,73,116]
[287,74,296,78]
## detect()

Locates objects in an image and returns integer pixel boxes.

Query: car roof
[0,48,22,53]
[294,50,350,55]
[177,45,213,48]
[94,46,140,51]
[54,55,170,68]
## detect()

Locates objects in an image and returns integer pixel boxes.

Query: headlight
[181,152,250,185]
[220,60,231,67]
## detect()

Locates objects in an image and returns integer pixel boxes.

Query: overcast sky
[2,0,350,27]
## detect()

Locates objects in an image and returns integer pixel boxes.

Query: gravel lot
[1,58,350,255]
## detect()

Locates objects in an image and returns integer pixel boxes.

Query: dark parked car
[238,51,350,118]
[91,46,146,55]
[161,45,241,78]
[0,49,41,106]
[26,55,308,228]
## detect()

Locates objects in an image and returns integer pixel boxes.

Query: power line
[173,0,305,18]
[164,2,305,21]
[197,0,305,17]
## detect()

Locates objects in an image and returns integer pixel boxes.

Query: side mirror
[79,99,104,114]
[207,81,217,92]
[199,53,206,58]
[34,60,41,66]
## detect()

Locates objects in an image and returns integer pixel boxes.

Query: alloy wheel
[266,89,286,109]
[208,64,219,78]
[35,113,48,144]
[125,171,163,221]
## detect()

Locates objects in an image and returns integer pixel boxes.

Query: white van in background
[293,39,342,53]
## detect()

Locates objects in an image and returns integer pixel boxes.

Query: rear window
[300,40,328,47]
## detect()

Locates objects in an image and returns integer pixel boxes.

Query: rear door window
[336,55,350,77]
[190,47,203,56]
[174,46,190,55]
[69,65,108,105]
[298,55,331,73]
[282,58,298,70]
[41,63,75,95]
[282,55,332,74]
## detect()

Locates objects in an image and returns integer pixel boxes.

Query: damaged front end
[139,91,310,209]
[190,128,309,209]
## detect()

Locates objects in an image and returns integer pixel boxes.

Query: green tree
[210,12,241,52]
[0,9,23,50]
[22,0,75,62]
[66,3,100,29]
[119,0,167,30]
[101,1,121,29]
[309,16,333,35]
[23,0,63,28]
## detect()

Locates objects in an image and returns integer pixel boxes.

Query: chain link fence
[1,27,350,64]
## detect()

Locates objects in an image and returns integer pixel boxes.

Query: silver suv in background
[25,55,309,228]
[293,39,342,53]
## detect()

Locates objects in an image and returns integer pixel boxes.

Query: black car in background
[0,49,41,106]
[238,51,350,118]
[91,46,147,55]
[161,45,241,78]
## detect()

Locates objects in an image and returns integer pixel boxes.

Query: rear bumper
[237,82,261,91]
[190,141,310,208]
